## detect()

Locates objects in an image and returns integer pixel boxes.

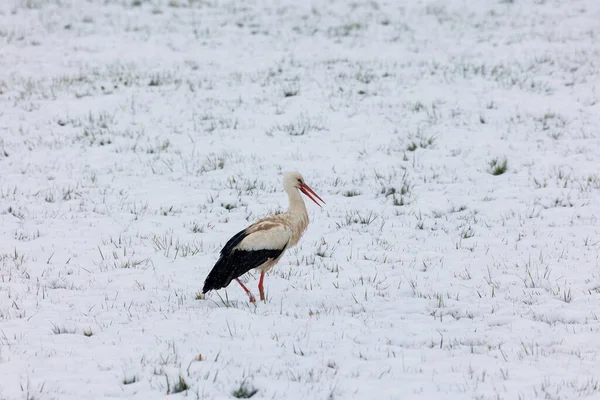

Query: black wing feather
[202,248,285,293]
[220,228,249,255]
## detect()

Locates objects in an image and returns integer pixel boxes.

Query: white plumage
[235,223,291,251]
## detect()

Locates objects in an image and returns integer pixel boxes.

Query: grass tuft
[167,375,189,394]
[190,222,204,233]
[489,157,508,175]
[232,381,258,398]
[123,375,138,385]
[461,226,475,239]
[51,323,76,335]
[268,114,325,136]
[283,83,299,97]
[407,134,436,152]
[342,190,361,197]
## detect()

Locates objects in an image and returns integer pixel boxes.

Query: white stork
[202,171,325,302]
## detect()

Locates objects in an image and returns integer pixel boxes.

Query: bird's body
[202,171,324,302]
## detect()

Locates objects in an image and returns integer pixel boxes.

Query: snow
[1,0,600,398]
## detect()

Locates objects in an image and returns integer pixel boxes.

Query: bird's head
[283,171,325,207]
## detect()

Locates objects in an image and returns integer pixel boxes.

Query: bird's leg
[258,271,265,301]
[235,278,256,303]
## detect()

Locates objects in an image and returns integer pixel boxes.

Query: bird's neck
[287,188,307,216]
[285,188,309,246]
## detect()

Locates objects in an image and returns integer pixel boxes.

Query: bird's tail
[202,256,233,294]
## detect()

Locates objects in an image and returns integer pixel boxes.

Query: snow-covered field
[2,0,600,398]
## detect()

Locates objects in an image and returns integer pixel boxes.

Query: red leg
[258,271,265,301]
[235,278,256,302]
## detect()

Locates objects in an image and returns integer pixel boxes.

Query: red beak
[299,183,325,207]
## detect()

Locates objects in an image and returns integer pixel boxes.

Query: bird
[202,171,325,302]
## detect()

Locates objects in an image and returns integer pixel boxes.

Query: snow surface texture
[1,0,600,399]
